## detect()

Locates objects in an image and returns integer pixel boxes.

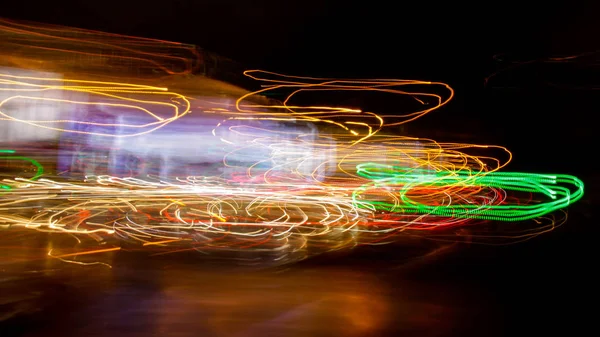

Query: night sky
[4,1,598,136]
[4,1,597,74]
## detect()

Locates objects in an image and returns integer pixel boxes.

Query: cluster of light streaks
[1,174,366,261]
[0,72,190,137]
[0,18,200,80]
[0,20,585,266]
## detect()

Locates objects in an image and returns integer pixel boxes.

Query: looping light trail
[354,163,584,221]
[0,20,585,266]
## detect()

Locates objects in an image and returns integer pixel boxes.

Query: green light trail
[353,163,584,221]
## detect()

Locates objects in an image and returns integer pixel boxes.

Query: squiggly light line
[0,20,585,266]
[354,163,584,221]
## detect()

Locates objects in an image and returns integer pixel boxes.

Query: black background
[3,1,599,336]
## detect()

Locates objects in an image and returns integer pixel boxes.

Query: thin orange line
[49,247,120,258]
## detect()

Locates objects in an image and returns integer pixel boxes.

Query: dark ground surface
[0,199,595,337]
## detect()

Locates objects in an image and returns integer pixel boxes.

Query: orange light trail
[0,19,584,267]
